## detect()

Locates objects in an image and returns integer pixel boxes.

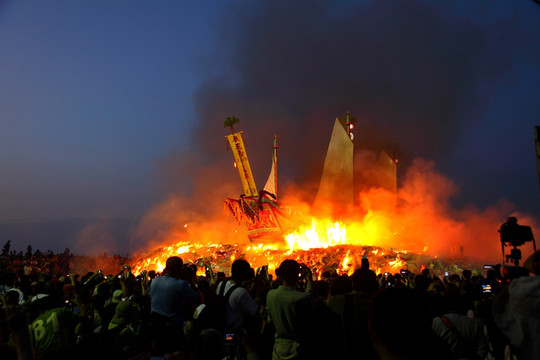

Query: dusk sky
[1,1,540,256]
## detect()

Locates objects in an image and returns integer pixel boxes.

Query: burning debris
[130,117,519,277]
[130,238,480,279]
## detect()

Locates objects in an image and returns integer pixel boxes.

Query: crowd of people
[0,241,539,360]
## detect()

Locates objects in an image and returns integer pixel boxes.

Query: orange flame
[129,159,530,278]
[131,218,433,278]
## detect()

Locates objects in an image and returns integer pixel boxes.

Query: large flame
[132,214,475,279]
[129,159,538,279]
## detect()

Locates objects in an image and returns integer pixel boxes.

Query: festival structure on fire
[223,121,284,241]
[223,113,398,241]
[132,113,487,277]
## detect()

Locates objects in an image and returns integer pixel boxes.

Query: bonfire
[130,117,500,278]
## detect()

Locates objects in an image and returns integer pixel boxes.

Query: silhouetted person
[149,256,200,355]
[2,240,10,256]
[432,292,488,359]
[266,259,313,360]
[369,287,452,360]
[328,268,379,359]
[216,259,259,331]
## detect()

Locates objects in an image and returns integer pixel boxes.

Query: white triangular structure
[313,118,354,216]
[263,135,278,198]
[263,159,276,197]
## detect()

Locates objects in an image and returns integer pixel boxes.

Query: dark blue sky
[1,1,539,255]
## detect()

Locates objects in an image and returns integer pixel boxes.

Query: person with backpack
[211,259,260,359]
[432,292,489,360]
[216,259,260,332]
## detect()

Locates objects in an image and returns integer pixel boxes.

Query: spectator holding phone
[266,259,313,360]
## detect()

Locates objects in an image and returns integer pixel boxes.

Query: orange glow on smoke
[129,159,538,279]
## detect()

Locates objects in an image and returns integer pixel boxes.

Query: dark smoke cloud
[135,1,530,255]
[184,1,516,200]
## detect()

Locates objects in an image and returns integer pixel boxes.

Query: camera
[499,217,535,266]
[499,217,533,247]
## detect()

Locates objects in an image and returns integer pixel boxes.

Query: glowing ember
[130,217,445,279]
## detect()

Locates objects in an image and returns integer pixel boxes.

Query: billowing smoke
[131,1,536,264]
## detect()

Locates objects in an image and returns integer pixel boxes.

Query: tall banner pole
[225,131,258,197]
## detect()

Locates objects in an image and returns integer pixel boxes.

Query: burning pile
[130,124,506,277]
[130,218,478,279]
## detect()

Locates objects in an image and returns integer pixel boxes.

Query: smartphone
[117,275,122,279]
[400,270,407,275]
[482,284,492,293]
[225,333,235,341]
[444,271,449,277]
[387,282,392,286]
[384,272,389,276]
[483,265,494,269]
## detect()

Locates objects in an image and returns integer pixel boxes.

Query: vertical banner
[535,126,540,197]
[226,131,258,197]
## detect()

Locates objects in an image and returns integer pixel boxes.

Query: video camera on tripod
[499,217,536,266]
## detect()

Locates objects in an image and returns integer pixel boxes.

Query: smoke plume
[132,1,536,264]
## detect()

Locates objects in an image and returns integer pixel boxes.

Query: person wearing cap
[149,256,200,354]
[98,288,124,332]
[105,298,142,358]
[266,259,314,360]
